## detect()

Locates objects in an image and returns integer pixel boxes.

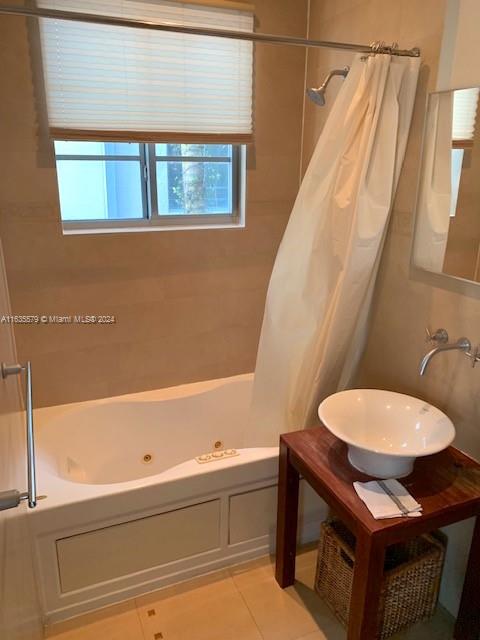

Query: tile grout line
[226,555,321,640]
[133,598,149,640]
[227,566,268,640]
[227,552,329,640]
[298,0,311,184]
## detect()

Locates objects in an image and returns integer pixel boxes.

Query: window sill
[62,219,245,236]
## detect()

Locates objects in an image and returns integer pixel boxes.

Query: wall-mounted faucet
[419,328,480,375]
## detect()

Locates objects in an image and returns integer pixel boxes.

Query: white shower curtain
[248,53,420,446]
[412,92,453,272]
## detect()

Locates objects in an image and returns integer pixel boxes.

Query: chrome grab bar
[1,361,37,508]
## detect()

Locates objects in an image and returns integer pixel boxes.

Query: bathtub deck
[45,544,454,640]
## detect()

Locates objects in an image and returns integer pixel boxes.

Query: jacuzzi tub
[31,374,325,624]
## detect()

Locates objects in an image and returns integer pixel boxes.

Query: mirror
[412,87,480,283]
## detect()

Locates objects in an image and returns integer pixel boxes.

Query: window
[39,1,253,232]
[450,87,479,217]
[54,141,244,231]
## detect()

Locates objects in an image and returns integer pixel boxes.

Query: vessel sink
[318,389,455,478]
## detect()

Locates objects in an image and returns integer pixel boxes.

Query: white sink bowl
[318,389,455,478]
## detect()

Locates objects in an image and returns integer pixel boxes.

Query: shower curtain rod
[0,5,420,57]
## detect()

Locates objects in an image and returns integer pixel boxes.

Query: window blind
[452,87,479,141]
[38,0,254,143]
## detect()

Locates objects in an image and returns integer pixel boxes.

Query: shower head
[307,86,326,106]
[307,66,350,106]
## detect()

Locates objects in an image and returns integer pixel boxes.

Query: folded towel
[353,479,422,519]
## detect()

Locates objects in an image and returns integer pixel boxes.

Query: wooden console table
[275,426,480,640]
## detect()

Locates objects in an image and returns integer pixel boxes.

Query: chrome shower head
[307,86,326,106]
[307,66,350,106]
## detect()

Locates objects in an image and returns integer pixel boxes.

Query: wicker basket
[314,520,446,640]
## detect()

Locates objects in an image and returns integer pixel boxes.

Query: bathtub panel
[229,485,277,544]
[56,499,221,592]
[229,480,327,545]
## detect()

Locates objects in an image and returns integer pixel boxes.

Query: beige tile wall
[0,0,308,407]
[0,238,43,638]
[303,0,479,617]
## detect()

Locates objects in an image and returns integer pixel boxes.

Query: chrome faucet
[419,328,472,375]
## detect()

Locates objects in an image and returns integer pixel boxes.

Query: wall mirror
[412,87,480,283]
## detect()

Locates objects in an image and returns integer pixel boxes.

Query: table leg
[455,515,480,640]
[347,533,386,640]
[275,440,300,587]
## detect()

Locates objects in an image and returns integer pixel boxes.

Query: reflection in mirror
[412,87,480,283]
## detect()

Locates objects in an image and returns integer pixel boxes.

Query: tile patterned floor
[45,546,455,640]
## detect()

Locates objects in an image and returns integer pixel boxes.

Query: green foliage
[168,144,228,214]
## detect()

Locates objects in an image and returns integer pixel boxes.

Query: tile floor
[45,545,455,640]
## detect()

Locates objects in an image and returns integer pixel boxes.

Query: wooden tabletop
[281,425,480,542]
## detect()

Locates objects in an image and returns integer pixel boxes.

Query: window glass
[450,148,465,217]
[56,160,144,220]
[54,141,140,156]
[156,161,232,215]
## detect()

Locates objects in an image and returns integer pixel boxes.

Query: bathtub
[31,374,326,624]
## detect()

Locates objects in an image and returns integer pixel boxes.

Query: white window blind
[452,87,479,141]
[38,0,254,143]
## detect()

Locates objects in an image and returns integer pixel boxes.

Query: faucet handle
[425,327,449,344]
[465,345,480,368]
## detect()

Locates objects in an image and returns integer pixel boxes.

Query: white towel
[353,479,422,519]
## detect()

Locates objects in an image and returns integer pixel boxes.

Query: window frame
[56,142,246,234]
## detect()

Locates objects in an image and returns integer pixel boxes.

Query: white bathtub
[31,374,326,624]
